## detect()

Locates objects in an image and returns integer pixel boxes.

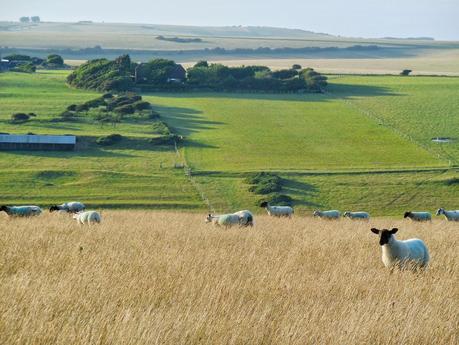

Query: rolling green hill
[0,70,457,215]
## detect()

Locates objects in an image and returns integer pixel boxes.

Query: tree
[11,113,30,123]
[19,17,30,23]
[292,64,302,70]
[194,60,209,68]
[31,16,40,23]
[47,54,64,65]
[400,69,412,76]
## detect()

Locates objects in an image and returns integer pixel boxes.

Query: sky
[1,0,458,40]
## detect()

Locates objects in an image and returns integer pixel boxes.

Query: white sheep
[234,210,254,227]
[343,211,370,220]
[73,211,101,225]
[206,213,242,228]
[0,205,42,217]
[260,201,293,218]
[371,227,429,269]
[404,211,432,222]
[313,210,341,219]
[50,201,86,214]
[436,208,459,221]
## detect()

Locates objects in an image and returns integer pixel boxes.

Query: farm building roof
[0,134,76,145]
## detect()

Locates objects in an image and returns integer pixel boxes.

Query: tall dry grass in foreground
[0,212,458,345]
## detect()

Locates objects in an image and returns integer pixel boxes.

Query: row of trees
[19,16,40,23]
[68,54,328,93]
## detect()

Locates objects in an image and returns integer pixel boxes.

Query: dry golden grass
[0,211,458,344]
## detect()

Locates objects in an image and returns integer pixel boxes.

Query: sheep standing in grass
[73,211,101,225]
[0,205,42,217]
[404,211,432,222]
[260,202,293,218]
[206,213,242,228]
[436,208,459,221]
[234,210,254,227]
[343,211,370,220]
[50,201,86,214]
[313,210,341,219]
[371,227,429,269]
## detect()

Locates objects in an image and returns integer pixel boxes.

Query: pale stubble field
[0,211,458,344]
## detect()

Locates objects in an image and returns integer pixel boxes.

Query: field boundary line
[174,141,215,213]
[328,90,456,167]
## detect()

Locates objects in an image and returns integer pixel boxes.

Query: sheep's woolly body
[263,204,294,218]
[234,210,254,226]
[382,236,430,269]
[436,208,459,221]
[210,214,241,227]
[55,202,86,213]
[313,210,341,219]
[404,211,432,222]
[343,211,370,220]
[1,205,42,217]
[73,211,101,225]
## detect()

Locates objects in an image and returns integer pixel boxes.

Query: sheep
[0,205,42,217]
[206,213,242,228]
[50,201,85,214]
[436,208,459,221]
[73,211,101,225]
[313,210,341,219]
[260,201,293,218]
[343,211,370,220]
[234,210,254,227]
[404,211,432,222]
[370,227,429,269]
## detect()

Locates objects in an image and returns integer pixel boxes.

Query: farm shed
[0,134,76,151]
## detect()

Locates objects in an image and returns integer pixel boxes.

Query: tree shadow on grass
[151,104,225,136]
[146,83,401,103]
[281,178,323,208]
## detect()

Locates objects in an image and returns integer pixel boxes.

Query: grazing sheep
[371,227,429,269]
[234,210,254,227]
[436,208,459,221]
[404,211,432,222]
[73,211,101,225]
[0,205,42,217]
[313,210,341,219]
[206,213,242,228]
[50,201,86,214]
[343,211,370,220]
[260,201,293,218]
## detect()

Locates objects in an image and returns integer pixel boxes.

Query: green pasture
[0,70,457,213]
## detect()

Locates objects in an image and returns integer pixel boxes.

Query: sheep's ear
[390,228,398,234]
[370,228,380,234]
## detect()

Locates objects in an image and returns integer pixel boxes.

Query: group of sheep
[312,208,459,221]
[0,202,101,225]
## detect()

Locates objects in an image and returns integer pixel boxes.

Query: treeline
[0,44,383,59]
[3,53,66,73]
[67,54,327,93]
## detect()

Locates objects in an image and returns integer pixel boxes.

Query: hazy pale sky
[1,0,458,40]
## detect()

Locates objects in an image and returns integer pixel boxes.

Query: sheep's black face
[371,228,398,246]
[49,205,58,212]
[404,212,411,218]
[0,206,7,212]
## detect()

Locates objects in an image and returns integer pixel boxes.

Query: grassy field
[0,71,458,214]
[0,212,457,344]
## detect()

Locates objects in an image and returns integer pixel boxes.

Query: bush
[58,111,77,120]
[149,134,182,146]
[11,63,36,73]
[96,134,123,146]
[11,113,31,123]
[84,97,106,109]
[114,104,135,115]
[248,181,282,194]
[133,101,151,111]
[152,121,171,135]
[258,194,293,206]
[445,178,459,186]
[75,104,90,112]
[47,54,64,66]
[102,93,113,99]
[67,104,78,111]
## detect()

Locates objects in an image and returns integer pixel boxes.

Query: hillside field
[0,71,458,214]
[0,212,458,344]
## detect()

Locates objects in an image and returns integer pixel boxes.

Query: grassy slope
[0,71,457,214]
[0,71,202,208]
